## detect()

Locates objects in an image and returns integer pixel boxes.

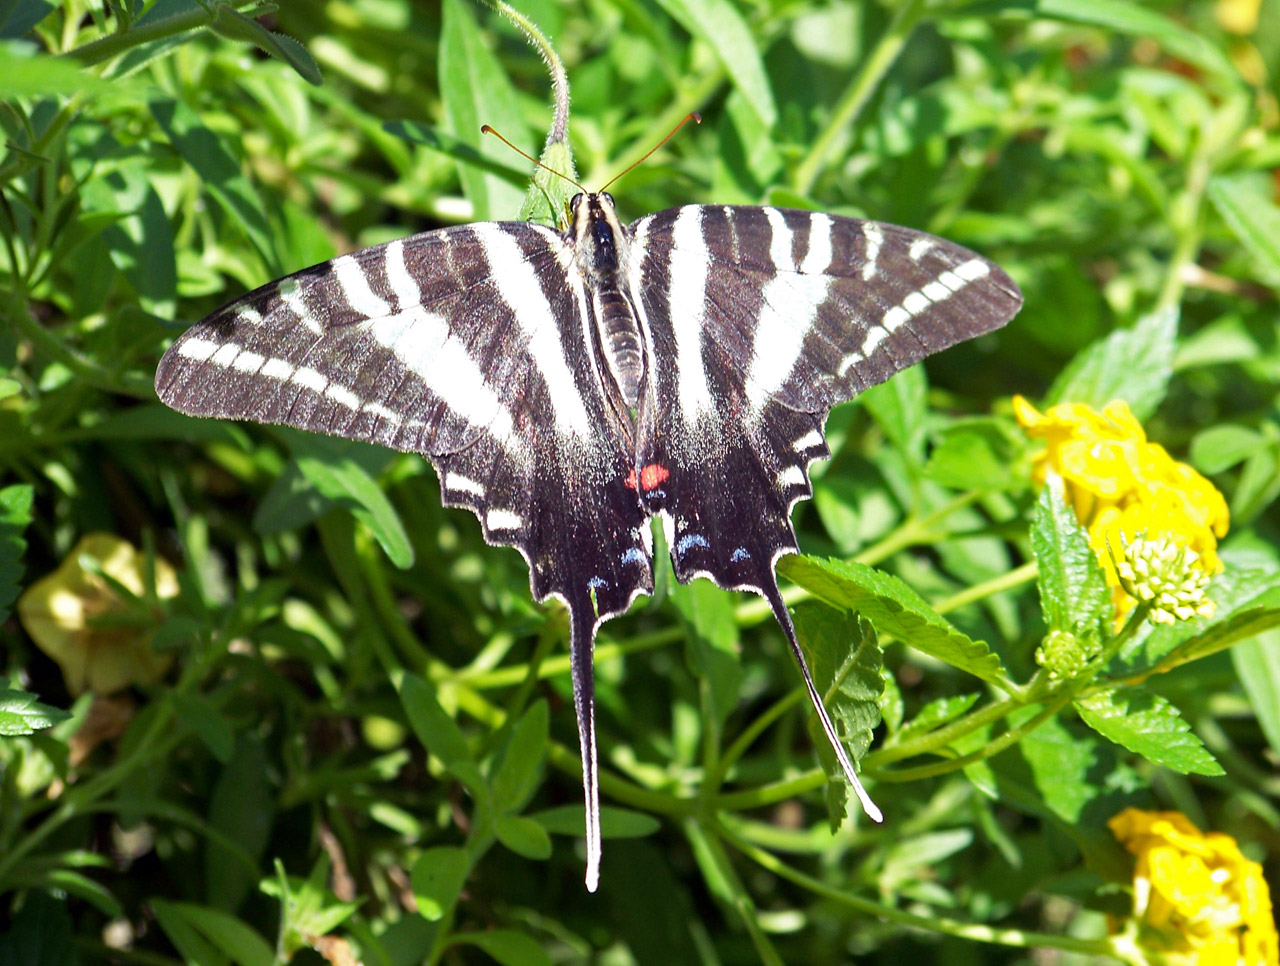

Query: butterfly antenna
[763,582,883,823]
[481,125,586,192]
[598,112,702,193]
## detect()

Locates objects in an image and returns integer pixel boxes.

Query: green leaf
[1031,485,1112,643]
[210,7,322,85]
[0,680,70,735]
[1074,689,1223,776]
[779,556,1008,687]
[859,366,928,462]
[1191,424,1265,474]
[206,735,273,912]
[652,0,776,127]
[495,813,553,860]
[893,692,980,741]
[0,484,33,625]
[439,0,527,221]
[671,578,742,730]
[149,97,276,271]
[982,0,1235,79]
[0,890,80,966]
[80,170,177,317]
[399,674,486,792]
[531,805,660,839]
[924,420,1022,492]
[1208,174,1280,288]
[0,40,129,97]
[173,693,234,763]
[0,0,55,40]
[489,700,549,813]
[1155,589,1280,671]
[452,930,553,966]
[293,454,413,568]
[151,901,273,966]
[1233,629,1280,759]
[1047,307,1177,421]
[792,605,884,828]
[410,846,471,922]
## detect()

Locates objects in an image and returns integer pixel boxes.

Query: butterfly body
[156,193,1022,891]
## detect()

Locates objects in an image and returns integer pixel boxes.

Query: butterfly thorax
[571,191,644,407]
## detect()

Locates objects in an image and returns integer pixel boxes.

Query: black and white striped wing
[155,223,653,630]
[624,205,1020,812]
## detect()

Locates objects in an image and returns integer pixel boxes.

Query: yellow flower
[18,534,178,695]
[1109,808,1278,966]
[1014,397,1229,621]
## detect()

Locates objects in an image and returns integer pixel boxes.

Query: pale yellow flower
[1014,397,1229,621]
[1109,808,1278,966]
[18,534,178,695]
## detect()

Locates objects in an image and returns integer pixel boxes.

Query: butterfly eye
[601,191,615,207]
[570,192,584,209]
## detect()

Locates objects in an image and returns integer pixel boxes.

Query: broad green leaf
[653,0,776,127]
[410,846,471,922]
[210,6,322,85]
[1009,710,1111,825]
[1031,485,1111,644]
[452,930,553,966]
[1233,444,1280,524]
[439,0,526,221]
[293,454,413,568]
[149,97,276,270]
[892,691,980,741]
[1047,308,1177,421]
[792,605,883,827]
[151,902,273,966]
[399,674,486,792]
[1155,589,1280,671]
[531,805,660,839]
[495,813,553,859]
[1074,689,1223,776]
[860,366,927,463]
[1208,174,1280,288]
[0,483,33,625]
[1132,566,1280,668]
[672,578,742,730]
[173,693,234,762]
[0,0,54,39]
[982,0,1235,79]
[0,40,128,97]
[1233,629,1280,759]
[924,420,1022,492]
[489,700,549,813]
[0,891,80,966]
[882,829,974,884]
[79,169,177,317]
[1191,424,1265,474]
[206,735,273,912]
[780,556,1008,686]
[0,680,69,735]
[152,900,230,966]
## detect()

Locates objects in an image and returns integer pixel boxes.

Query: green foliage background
[2,0,1279,963]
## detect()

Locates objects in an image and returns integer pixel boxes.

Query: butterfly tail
[568,607,603,892]
[763,582,883,824]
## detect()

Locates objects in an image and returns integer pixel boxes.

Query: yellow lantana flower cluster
[1109,808,1278,966]
[1014,397,1229,619]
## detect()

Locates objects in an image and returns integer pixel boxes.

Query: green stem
[722,824,1131,961]
[791,0,929,197]
[64,1,269,68]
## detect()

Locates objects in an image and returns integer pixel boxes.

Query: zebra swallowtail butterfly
[156,188,1022,891]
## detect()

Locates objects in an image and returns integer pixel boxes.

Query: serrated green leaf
[652,0,776,127]
[1075,689,1222,776]
[1208,174,1280,288]
[151,901,273,966]
[1047,308,1177,421]
[1233,629,1280,759]
[211,7,322,86]
[0,683,70,736]
[1031,485,1112,643]
[779,556,1008,686]
[439,0,526,221]
[1156,590,1280,671]
[490,700,548,813]
[452,930,553,966]
[410,846,471,922]
[293,454,413,568]
[495,813,552,859]
[531,805,660,839]
[0,484,33,625]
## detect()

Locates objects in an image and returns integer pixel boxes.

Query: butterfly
[156,181,1022,890]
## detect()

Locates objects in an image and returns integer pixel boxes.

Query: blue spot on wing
[588,576,608,590]
[675,533,710,557]
[731,547,751,562]
[621,547,647,566]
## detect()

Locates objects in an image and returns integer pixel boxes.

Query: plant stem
[791,0,929,197]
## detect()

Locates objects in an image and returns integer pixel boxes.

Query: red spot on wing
[625,469,637,490]
[639,464,670,492]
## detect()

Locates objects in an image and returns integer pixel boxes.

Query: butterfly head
[570,191,624,278]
